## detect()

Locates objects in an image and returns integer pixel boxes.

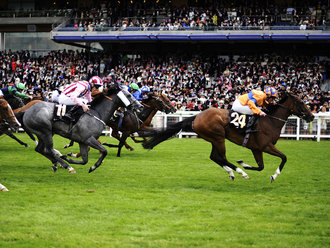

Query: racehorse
[21,84,143,173]
[66,92,176,158]
[0,98,21,192]
[142,92,314,182]
[103,92,176,157]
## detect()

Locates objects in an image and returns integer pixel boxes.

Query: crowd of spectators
[68,2,329,31]
[0,50,329,115]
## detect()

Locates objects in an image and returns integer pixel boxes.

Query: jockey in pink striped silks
[58,76,103,113]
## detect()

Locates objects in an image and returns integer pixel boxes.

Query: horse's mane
[266,93,289,114]
[266,92,301,115]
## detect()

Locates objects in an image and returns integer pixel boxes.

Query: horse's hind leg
[35,136,75,173]
[237,149,265,171]
[210,143,249,180]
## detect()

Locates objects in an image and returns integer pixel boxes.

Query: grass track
[0,134,329,248]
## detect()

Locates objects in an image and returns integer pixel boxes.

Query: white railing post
[296,117,300,140]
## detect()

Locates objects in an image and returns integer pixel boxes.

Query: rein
[267,115,287,123]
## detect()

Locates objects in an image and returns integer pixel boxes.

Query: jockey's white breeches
[58,94,88,106]
[232,99,258,115]
[0,90,3,96]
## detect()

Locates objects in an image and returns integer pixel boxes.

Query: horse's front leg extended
[6,131,29,147]
[237,149,265,171]
[86,137,108,173]
[263,145,287,183]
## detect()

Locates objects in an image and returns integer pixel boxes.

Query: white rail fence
[147,111,330,142]
[16,111,330,142]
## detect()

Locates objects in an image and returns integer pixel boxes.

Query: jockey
[129,83,142,101]
[140,84,151,99]
[58,76,103,122]
[0,82,31,102]
[232,87,279,145]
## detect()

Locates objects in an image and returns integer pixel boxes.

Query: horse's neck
[138,105,154,122]
[92,97,118,121]
[142,109,157,127]
[268,102,293,130]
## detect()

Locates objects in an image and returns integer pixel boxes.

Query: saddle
[53,104,84,124]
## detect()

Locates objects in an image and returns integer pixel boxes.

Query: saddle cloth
[53,104,83,123]
[229,110,253,134]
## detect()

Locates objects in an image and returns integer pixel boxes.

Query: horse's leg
[210,143,249,180]
[112,130,134,151]
[263,145,287,183]
[64,140,75,149]
[237,149,265,171]
[116,132,130,157]
[25,129,38,146]
[0,183,9,192]
[35,136,76,173]
[5,131,29,147]
[61,144,89,165]
[130,136,146,144]
[85,137,108,173]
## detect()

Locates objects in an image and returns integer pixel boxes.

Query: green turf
[0,134,329,248]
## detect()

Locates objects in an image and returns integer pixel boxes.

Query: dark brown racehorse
[103,92,176,157]
[0,97,21,192]
[142,93,314,182]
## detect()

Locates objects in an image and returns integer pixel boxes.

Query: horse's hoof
[1,187,9,192]
[52,166,58,173]
[237,160,243,164]
[242,175,249,179]
[89,167,95,173]
[129,148,135,151]
[270,176,275,183]
[25,144,30,148]
[229,176,235,181]
[64,145,69,149]
[69,168,76,174]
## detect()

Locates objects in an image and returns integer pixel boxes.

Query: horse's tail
[142,115,196,149]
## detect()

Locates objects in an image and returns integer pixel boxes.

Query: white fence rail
[15,112,330,142]
[150,111,330,142]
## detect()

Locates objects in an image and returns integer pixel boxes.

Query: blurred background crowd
[0,49,329,114]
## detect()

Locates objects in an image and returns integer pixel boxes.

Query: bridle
[267,95,309,122]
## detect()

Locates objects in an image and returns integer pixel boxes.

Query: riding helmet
[129,83,139,90]
[16,82,26,90]
[265,87,279,98]
[89,76,103,86]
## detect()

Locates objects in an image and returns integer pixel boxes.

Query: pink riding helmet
[89,76,103,86]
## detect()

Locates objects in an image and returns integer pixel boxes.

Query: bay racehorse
[21,84,143,173]
[142,93,314,182]
[103,92,176,157]
[0,98,21,192]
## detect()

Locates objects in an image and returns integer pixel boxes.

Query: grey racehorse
[22,84,143,173]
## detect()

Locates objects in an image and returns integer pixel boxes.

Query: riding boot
[242,115,258,147]
[63,105,79,122]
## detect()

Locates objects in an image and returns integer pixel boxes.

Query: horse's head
[0,99,21,131]
[158,93,177,114]
[142,93,173,114]
[286,93,314,122]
